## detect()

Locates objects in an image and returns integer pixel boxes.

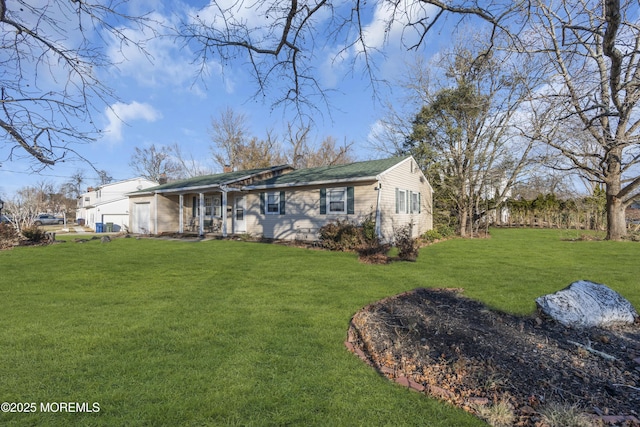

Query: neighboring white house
[77,177,158,232]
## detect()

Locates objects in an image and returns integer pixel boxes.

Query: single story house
[127,156,433,242]
[77,177,158,232]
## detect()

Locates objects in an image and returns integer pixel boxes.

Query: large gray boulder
[536,280,638,328]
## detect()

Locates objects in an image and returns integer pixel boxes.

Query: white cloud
[104,10,230,96]
[319,1,439,88]
[357,1,437,53]
[104,101,162,141]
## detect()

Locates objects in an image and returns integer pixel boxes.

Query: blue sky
[0,0,453,197]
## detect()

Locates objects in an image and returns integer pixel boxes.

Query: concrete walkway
[73,226,87,234]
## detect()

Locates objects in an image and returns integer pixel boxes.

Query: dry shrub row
[318,219,419,263]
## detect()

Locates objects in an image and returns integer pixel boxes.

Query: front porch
[173,189,246,237]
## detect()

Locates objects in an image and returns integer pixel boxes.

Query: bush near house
[318,218,391,262]
[20,226,48,244]
[394,225,420,261]
[0,223,19,250]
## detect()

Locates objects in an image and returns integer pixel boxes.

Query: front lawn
[0,229,636,426]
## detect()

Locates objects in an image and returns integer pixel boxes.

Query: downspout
[375,178,382,240]
[199,192,205,236]
[179,194,184,233]
[221,185,228,237]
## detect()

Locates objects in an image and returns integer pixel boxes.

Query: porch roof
[245,156,409,189]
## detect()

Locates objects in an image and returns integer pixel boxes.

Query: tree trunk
[459,207,468,237]
[606,193,626,240]
[605,147,626,240]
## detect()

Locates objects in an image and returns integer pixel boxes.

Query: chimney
[223,165,233,173]
[158,173,168,185]
[87,187,94,192]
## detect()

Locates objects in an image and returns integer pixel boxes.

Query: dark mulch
[347,288,640,426]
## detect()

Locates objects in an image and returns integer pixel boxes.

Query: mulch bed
[346,288,640,426]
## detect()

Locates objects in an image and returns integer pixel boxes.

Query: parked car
[34,214,64,226]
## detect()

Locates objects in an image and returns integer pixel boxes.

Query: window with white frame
[266,192,280,214]
[195,195,222,217]
[204,196,213,216]
[212,196,222,217]
[328,188,346,214]
[397,189,407,214]
[411,191,420,213]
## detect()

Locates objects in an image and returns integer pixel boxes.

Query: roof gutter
[244,176,378,190]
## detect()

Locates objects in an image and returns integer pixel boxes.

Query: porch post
[199,192,205,236]
[179,194,184,233]
[221,186,228,237]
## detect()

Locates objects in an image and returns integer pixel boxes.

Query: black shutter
[320,188,326,214]
[260,192,265,214]
[347,187,354,214]
[279,191,285,215]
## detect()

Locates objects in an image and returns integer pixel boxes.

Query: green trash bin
[106,222,114,232]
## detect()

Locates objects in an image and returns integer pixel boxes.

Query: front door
[234,196,246,233]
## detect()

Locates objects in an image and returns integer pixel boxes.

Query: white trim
[266,192,281,215]
[327,187,347,214]
[410,191,420,214]
[398,189,408,214]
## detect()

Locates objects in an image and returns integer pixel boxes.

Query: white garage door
[132,203,150,234]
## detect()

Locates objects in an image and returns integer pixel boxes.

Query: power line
[0,168,127,182]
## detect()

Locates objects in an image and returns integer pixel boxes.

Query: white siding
[80,177,157,231]
[245,182,378,240]
[378,157,432,241]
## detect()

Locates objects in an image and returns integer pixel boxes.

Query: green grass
[0,229,637,426]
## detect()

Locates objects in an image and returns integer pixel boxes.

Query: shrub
[361,214,377,243]
[21,226,47,243]
[422,229,443,242]
[437,225,456,238]
[423,225,456,243]
[0,223,20,250]
[394,225,419,261]
[318,220,363,251]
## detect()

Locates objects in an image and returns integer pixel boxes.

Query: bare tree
[285,124,354,168]
[209,107,250,170]
[209,108,289,171]
[179,1,332,122]
[0,0,154,169]
[235,132,288,170]
[129,145,181,182]
[517,1,640,240]
[96,170,113,186]
[60,170,87,200]
[4,181,72,230]
[169,143,214,179]
[178,1,521,121]
[404,39,536,236]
